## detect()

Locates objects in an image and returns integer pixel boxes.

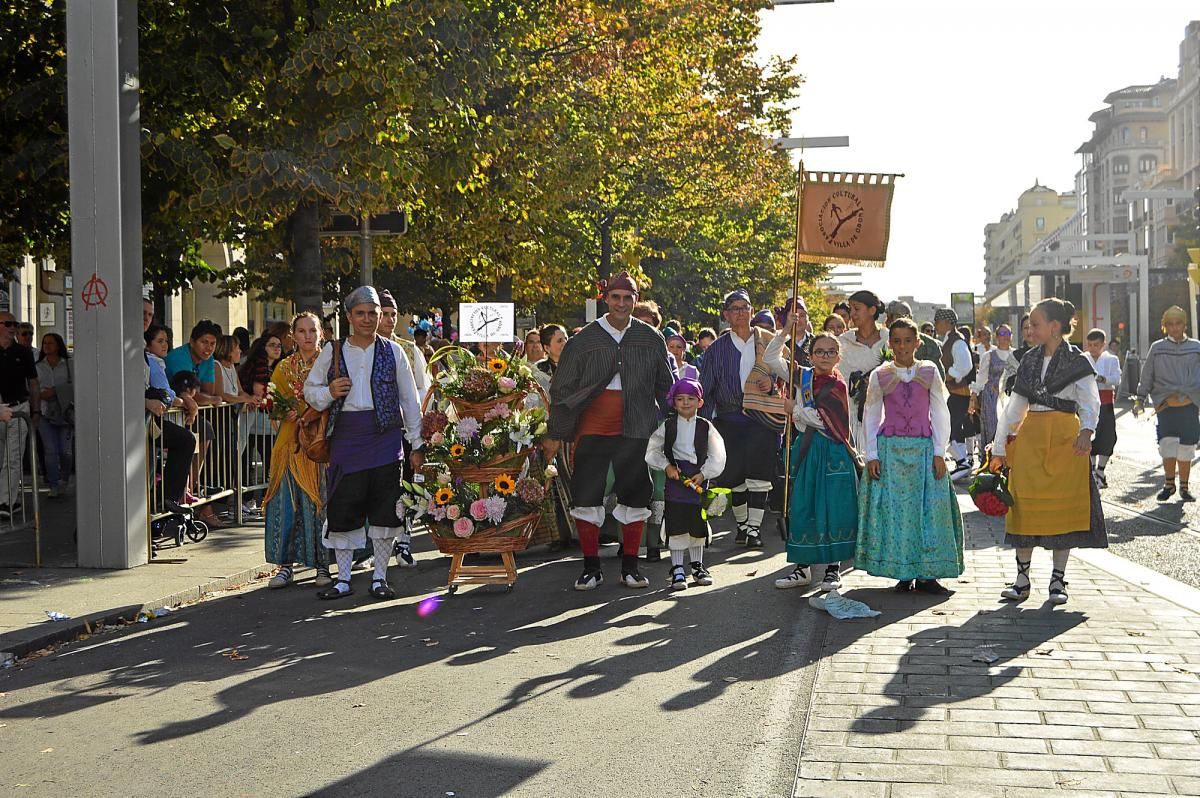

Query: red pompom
[974,492,1008,517]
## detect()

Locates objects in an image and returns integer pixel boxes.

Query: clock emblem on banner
[469,305,503,337]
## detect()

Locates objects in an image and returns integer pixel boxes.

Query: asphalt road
[0,514,824,798]
[1093,404,1200,589]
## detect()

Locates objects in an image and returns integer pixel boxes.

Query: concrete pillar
[67,0,147,568]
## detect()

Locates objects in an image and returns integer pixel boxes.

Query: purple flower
[482,495,508,524]
[456,416,481,440]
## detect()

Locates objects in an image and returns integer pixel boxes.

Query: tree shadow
[311,750,550,797]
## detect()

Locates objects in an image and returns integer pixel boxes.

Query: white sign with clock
[459,302,515,343]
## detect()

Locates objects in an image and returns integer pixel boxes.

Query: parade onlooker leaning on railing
[35,333,73,499]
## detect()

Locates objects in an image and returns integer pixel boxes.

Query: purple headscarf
[666,377,704,405]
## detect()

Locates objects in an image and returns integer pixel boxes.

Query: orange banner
[797,170,899,266]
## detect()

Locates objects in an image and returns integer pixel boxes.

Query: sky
[756,0,1198,304]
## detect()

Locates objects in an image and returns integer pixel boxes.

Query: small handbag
[297,340,340,464]
[967,468,1014,516]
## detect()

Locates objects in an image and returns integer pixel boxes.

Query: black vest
[663,415,711,468]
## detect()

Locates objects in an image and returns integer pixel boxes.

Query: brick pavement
[794,498,1200,798]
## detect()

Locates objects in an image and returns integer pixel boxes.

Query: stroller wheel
[185,520,209,543]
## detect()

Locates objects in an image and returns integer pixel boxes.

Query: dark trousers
[161,419,196,504]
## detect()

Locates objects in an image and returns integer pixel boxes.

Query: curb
[0,562,270,662]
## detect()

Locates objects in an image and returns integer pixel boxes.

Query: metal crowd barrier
[145,402,277,554]
[0,410,42,565]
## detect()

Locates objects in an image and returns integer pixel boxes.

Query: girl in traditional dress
[970,323,1014,458]
[263,312,332,589]
[837,290,887,453]
[857,319,964,594]
[990,298,1107,606]
[766,332,859,592]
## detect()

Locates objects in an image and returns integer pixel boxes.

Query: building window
[1036,217,1046,231]
[1139,156,1157,173]
[1113,157,1130,174]
[1122,127,1130,143]
[1139,127,1148,142]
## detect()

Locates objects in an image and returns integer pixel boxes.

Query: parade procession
[4,3,1200,797]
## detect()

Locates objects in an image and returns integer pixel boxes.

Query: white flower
[509,428,535,448]
[544,464,559,478]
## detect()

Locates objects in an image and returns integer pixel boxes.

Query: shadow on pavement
[311,750,550,797]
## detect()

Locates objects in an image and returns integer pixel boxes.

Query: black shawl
[1013,342,1094,413]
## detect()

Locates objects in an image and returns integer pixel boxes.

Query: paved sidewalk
[795,496,1200,798]
[0,524,270,658]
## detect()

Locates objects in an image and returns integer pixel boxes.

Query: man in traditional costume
[542,272,675,590]
[699,289,780,548]
[304,286,425,600]
[372,288,429,569]
[1135,305,1200,502]
[934,307,978,481]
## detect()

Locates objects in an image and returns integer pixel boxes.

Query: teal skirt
[855,435,964,580]
[787,432,859,565]
[264,472,329,568]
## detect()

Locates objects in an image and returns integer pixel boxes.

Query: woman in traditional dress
[970,323,1014,458]
[857,319,964,594]
[766,331,858,592]
[990,298,1107,606]
[837,290,887,453]
[263,312,332,589]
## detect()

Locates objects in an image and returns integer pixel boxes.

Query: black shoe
[318,580,353,600]
[745,530,764,549]
[734,526,748,545]
[369,579,396,600]
[1158,484,1177,501]
[643,548,662,562]
[1182,487,1196,503]
[574,568,604,591]
[1095,469,1108,489]
[915,579,953,595]
[894,579,914,592]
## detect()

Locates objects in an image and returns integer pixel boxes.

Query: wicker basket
[430,512,541,553]
[442,447,535,482]
[448,390,528,420]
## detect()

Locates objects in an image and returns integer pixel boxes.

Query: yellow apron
[1006,411,1090,536]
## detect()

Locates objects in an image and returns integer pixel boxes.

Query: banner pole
[781,161,805,541]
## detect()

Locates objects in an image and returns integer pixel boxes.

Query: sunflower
[493,473,517,495]
[487,357,507,374]
[449,443,466,458]
[433,487,455,506]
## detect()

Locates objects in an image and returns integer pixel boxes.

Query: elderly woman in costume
[1135,305,1200,502]
[990,298,1107,606]
[765,331,858,592]
[304,286,425,600]
[263,312,332,589]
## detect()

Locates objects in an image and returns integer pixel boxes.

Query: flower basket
[445,446,537,482]
[429,511,542,553]
[447,390,528,420]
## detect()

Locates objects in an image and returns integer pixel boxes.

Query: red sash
[576,390,624,440]
[1099,389,1115,406]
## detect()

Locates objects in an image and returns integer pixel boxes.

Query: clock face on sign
[470,306,503,337]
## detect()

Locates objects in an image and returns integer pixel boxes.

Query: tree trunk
[598,216,613,278]
[290,199,322,313]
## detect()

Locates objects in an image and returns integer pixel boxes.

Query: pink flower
[469,499,489,521]
[484,403,512,420]
[481,433,496,448]
[453,517,474,538]
[430,431,444,446]
[498,376,517,394]
[445,504,461,520]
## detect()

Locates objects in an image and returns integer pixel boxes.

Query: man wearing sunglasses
[16,324,37,359]
[0,312,39,519]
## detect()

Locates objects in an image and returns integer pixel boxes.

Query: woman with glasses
[970,323,1014,459]
[765,331,859,591]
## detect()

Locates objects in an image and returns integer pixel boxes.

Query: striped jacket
[547,317,676,440]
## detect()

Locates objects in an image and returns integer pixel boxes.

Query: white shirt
[645,415,727,482]
[303,337,424,448]
[729,329,757,387]
[944,336,974,382]
[970,347,1012,394]
[597,315,629,390]
[991,354,1101,457]
[837,328,887,387]
[862,361,952,461]
[1086,350,1122,391]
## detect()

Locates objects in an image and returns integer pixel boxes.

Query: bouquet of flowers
[426,346,538,405]
[400,467,549,539]
[422,405,548,465]
[266,381,299,421]
[967,469,1014,517]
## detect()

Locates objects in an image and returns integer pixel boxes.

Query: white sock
[1097,455,1109,470]
[732,495,748,525]
[1052,548,1070,574]
[688,543,704,565]
[333,549,354,593]
[397,529,412,545]
[372,538,392,583]
[670,550,685,567]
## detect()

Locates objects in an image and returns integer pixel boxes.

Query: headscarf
[1162,306,1187,325]
[666,377,703,405]
[751,310,776,330]
[886,300,912,319]
[933,307,958,325]
[378,289,398,310]
[344,286,380,311]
